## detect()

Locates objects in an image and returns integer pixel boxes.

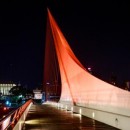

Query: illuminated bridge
[0,9,129,130]
[43,9,130,130]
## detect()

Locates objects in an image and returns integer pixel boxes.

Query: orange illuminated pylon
[45,9,130,114]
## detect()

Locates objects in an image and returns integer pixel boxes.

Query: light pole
[46,82,50,101]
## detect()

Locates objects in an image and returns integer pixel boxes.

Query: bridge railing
[0,99,32,130]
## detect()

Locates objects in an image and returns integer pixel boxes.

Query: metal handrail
[0,99,32,130]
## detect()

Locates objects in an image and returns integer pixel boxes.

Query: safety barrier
[56,102,129,130]
[0,99,32,130]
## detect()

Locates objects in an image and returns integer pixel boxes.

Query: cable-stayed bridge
[0,9,129,130]
[43,9,130,130]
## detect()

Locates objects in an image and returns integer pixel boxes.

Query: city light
[88,67,91,71]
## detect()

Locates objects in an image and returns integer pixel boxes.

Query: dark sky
[0,1,130,89]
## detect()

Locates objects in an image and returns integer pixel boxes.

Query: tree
[9,85,27,96]
[9,85,27,104]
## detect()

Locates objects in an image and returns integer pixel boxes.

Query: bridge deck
[22,102,120,130]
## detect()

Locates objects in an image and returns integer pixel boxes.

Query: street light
[88,67,92,74]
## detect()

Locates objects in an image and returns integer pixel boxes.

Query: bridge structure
[0,9,130,130]
[43,9,130,130]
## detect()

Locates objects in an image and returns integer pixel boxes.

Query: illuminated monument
[44,9,130,130]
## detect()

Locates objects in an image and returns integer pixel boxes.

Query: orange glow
[46,9,130,116]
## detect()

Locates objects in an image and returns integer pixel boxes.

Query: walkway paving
[22,102,120,130]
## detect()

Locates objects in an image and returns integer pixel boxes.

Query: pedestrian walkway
[22,102,120,130]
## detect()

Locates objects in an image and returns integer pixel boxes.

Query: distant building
[0,83,16,95]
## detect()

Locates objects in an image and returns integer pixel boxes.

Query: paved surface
[22,102,120,130]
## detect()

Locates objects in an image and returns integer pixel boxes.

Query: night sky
[0,1,130,89]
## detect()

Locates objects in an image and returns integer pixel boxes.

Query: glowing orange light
[46,9,130,116]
